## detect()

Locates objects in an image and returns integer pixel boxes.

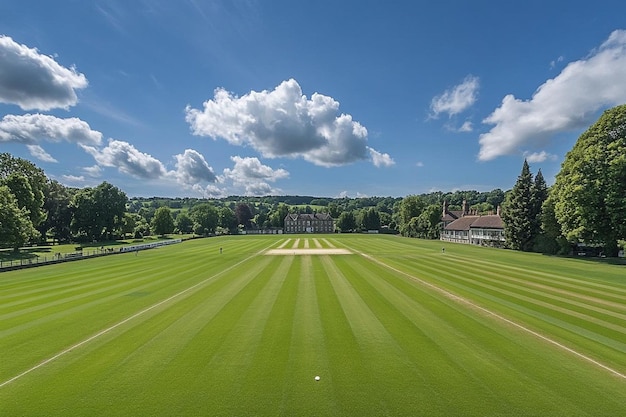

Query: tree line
[1,105,624,255]
[0,149,505,251]
[501,104,626,256]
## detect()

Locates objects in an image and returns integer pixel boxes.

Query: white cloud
[83,165,102,178]
[82,139,168,179]
[242,181,276,196]
[524,151,558,163]
[479,30,626,161]
[223,156,289,182]
[223,156,288,195]
[0,35,88,110]
[416,161,424,167]
[26,144,57,162]
[368,147,395,167]
[430,75,479,118]
[185,79,383,167]
[192,183,226,198]
[458,120,473,132]
[61,174,86,183]
[174,149,218,187]
[550,55,564,69]
[0,114,102,145]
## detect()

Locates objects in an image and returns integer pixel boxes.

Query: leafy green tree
[0,186,39,251]
[93,182,127,239]
[134,217,151,238]
[336,211,356,232]
[119,213,139,238]
[501,160,535,251]
[191,203,218,235]
[151,206,175,236]
[70,187,100,240]
[0,153,47,228]
[254,211,269,229]
[269,203,290,228]
[218,206,237,233]
[397,195,425,236]
[536,194,569,254]
[360,207,381,231]
[416,204,442,239]
[327,202,341,218]
[235,203,253,228]
[39,180,73,243]
[485,189,505,209]
[175,211,194,234]
[70,182,127,241]
[552,105,626,256]
[379,211,392,228]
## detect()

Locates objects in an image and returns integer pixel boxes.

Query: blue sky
[2,1,626,198]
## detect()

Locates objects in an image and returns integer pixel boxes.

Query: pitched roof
[444,214,504,231]
[284,213,333,221]
[470,215,504,229]
[444,216,480,231]
[442,209,464,222]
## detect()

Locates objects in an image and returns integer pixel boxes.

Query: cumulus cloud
[479,30,626,161]
[0,113,102,145]
[0,35,88,110]
[26,144,57,162]
[61,174,86,184]
[83,165,102,177]
[368,147,395,167]
[185,79,381,167]
[174,149,218,187]
[524,151,558,163]
[430,75,479,118]
[82,139,168,179]
[223,156,288,195]
[192,183,226,198]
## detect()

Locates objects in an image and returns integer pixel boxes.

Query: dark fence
[0,239,182,272]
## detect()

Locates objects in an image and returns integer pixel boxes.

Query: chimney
[496,205,501,216]
[442,200,448,217]
[462,199,467,216]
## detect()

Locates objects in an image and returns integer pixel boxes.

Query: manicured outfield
[1,235,625,416]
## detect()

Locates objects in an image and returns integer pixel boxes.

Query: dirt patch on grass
[265,248,352,256]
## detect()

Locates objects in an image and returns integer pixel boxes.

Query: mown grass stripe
[406,257,626,356]
[449,254,626,304]
[342,243,626,381]
[0,240,275,389]
[415,254,626,332]
[279,255,336,415]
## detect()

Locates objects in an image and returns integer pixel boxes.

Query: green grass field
[1,235,625,416]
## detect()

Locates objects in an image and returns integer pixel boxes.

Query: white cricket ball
[315,376,320,381]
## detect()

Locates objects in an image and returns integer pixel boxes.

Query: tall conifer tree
[502,160,534,251]
[530,169,548,248]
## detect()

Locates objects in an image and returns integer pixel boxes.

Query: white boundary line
[0,246,269,389]
[352,248,626,381]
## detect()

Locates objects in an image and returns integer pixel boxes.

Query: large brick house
[441,200,505,247]
[284,213,334,234]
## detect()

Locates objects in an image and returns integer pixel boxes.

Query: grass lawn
[1,234,625,416]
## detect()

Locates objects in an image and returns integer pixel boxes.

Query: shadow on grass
[541,252,626,266]
[0,250,40,262]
